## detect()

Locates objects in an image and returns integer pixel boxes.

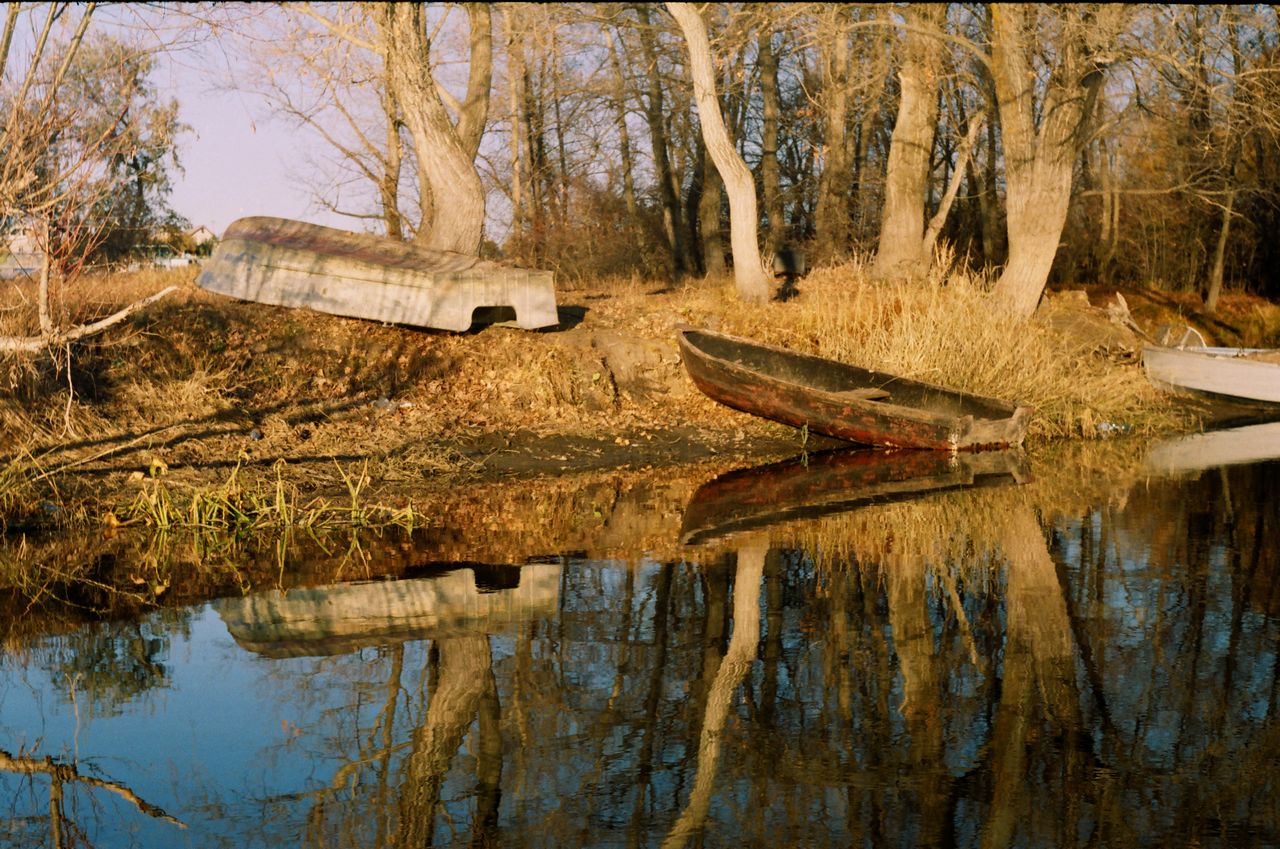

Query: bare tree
[757,15,784,254]
[380,3,489,254]
[634,2,690,278]
[294,3,490,254]
[225,5,410,238]
[667,2,770,302]
[1,3,178,353]
[988,5,1114,318]
[872,4,946,280]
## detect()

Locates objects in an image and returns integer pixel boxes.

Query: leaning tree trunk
[872,4,944,280]
[382,3,486,255]
[989,5,1105,318]
[668,3,771,302]
[921,109,984,259]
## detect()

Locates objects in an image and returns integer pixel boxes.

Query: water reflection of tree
[82,456,1280,847]
[397,635,501,847]
[1,609,186,719]
[0,747,184,845]
[1046,461,1280,845]
[662,538,764,849]
[36,617,178,717]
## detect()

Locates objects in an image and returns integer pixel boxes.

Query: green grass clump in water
[117,456,427,534]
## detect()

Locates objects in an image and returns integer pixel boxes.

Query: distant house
[187,225,217,247]
[0,218,45,279]
[3,218,41,254]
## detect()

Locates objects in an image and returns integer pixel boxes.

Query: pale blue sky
[156,36,347,237]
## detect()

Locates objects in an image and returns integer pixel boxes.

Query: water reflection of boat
[1145,420,1280,474]
[215,562,561,657]
[680,448,1031,545]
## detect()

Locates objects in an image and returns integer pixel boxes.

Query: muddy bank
[3,270,1277,535]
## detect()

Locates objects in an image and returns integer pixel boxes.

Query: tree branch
[0,286,178,352]
[0,749,186,829]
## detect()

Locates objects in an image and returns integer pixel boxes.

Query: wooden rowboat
[676,327,1033,450]
[197,216,558,332]
[680,448,1030,545]
[1142,343,1280,405]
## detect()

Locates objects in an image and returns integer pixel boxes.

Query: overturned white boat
[197,216,558,332]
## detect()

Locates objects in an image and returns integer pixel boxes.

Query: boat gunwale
[1143,343,1276,360]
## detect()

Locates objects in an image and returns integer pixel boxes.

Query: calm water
[2,430,1279,848]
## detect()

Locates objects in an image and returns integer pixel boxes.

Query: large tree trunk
[814,6,853,261]
[698,141,726,275]
[758,22,784,253]
[382,3,487,255]
[872,4,945,280]
[668,3,770,302]
[989,5,1106,318]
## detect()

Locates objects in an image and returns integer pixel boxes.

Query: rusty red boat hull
[677,327,1032,450]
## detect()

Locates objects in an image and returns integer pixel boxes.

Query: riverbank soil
[3,268,1278,528]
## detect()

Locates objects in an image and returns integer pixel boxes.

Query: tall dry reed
[690,253,1187,441]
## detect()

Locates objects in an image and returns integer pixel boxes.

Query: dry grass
[658,254,1186,441]
[0,266,194,336]
[1216,292,1280,346]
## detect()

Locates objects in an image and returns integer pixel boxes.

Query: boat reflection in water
[215,560,562,848]
[216,561,562,657]
[680,447,1031,544]
[1145,419,1280,475]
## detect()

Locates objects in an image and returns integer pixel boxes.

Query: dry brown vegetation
[0,261,1276,535]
